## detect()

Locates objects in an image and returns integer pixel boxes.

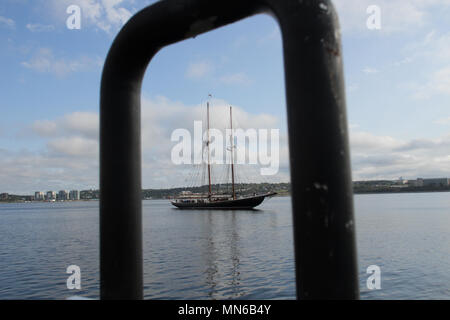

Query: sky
[0,0,450,194]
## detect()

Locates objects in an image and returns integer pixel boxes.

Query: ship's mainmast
[229,106,236,200]
[206,99,212,199]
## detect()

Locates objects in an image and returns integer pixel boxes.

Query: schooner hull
[171,193,276,210]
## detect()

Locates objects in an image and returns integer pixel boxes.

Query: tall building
[58,190,69,201]
[46,191,56,201]
[34,191,45,201]
[69,190,80,200]
[423,178,449,187]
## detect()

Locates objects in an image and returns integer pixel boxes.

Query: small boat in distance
[171,99,276,209]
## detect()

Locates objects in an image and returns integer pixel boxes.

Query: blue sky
[1,0,450,194]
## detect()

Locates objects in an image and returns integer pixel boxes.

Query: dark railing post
[100,0,358,300]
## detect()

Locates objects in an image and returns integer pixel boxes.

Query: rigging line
[191,144,205,188]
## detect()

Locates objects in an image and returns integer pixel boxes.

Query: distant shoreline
[354,189,450,195]
[2,181,450,203]
[0,199,98,204]
[2,189,450,204]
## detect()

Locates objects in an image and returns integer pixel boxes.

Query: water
[0,193,449,299]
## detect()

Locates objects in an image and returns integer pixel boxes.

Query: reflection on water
[202,211,246,298]
[204,212,219,298]
[143,202,295,300]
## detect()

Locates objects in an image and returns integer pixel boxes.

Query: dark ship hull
[171,192,276,209]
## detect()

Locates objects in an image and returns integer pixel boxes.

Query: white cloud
[406,30,450,63]
[257,26,281,45]
[49,0,132,33]
[32,120,58,137]
[1,96,287,193]
[185,61,252,86]
[185,61,213,79]
[102,0,132,27]
[333,0,450,34]
[0,15,15,29]
[362,67,379,74]
[139,96,288,187]
[347,84,358,93]
[32,111,98,140]
[64,112,99,138]
[411,65,450,99]
[393,57,414,67]
[47,136,98,157]
[350,131,404,152]
[219,72,252,85]
[4,99,450,192]
[396,30,450,100]
[21,48,103,76]
[434,117,450,125]
[26,23,55,32]
[349,128,450,180]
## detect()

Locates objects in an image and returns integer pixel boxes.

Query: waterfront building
[58,190,69,201]
[34,192,45,201]
[69,190,80,200]
[423,178,449,187]
[46,191,56,201]
[0,193,8,200]
[416,178,424,187]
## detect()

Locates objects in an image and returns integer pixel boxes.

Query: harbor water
[0,193,449,299]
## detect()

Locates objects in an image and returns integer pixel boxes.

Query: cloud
[0,149,99,193]
[347,84,358,93]
[21,48,103,76]
[0,15,15,29]
[411,65,450,99]
[185,60,252,86]
[138,96,288,186]
[333,0,450,34]
[349,128,450,180]
[434,117,450,125]
[219,72,252,85]
[362,67,379,74]
[185,61,213,79]
[257,26,281,45]
[32,112,99,139]
[64,112,99,139]
[4,97,450,192]
[139,96,280,153]
[393,57,414,67]
[49,0,133,33]
[1,96,286,193]
[396,30,450,100]
[47,136,98,157]
[26,23,55,32]
[32,120,58,137]
[102,0,132,27]
[406,30,450,63]
[350,131,404,152]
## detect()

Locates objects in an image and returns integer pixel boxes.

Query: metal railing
[100,0,359,300]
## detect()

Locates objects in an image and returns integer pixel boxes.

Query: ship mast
[206,99,212,198]
[229,106,236,200]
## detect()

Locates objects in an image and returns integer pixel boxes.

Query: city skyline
[1,0,450,194]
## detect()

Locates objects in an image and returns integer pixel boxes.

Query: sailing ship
[171,100,276,209]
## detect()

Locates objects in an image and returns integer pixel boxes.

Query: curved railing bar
[100,0,359,299]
